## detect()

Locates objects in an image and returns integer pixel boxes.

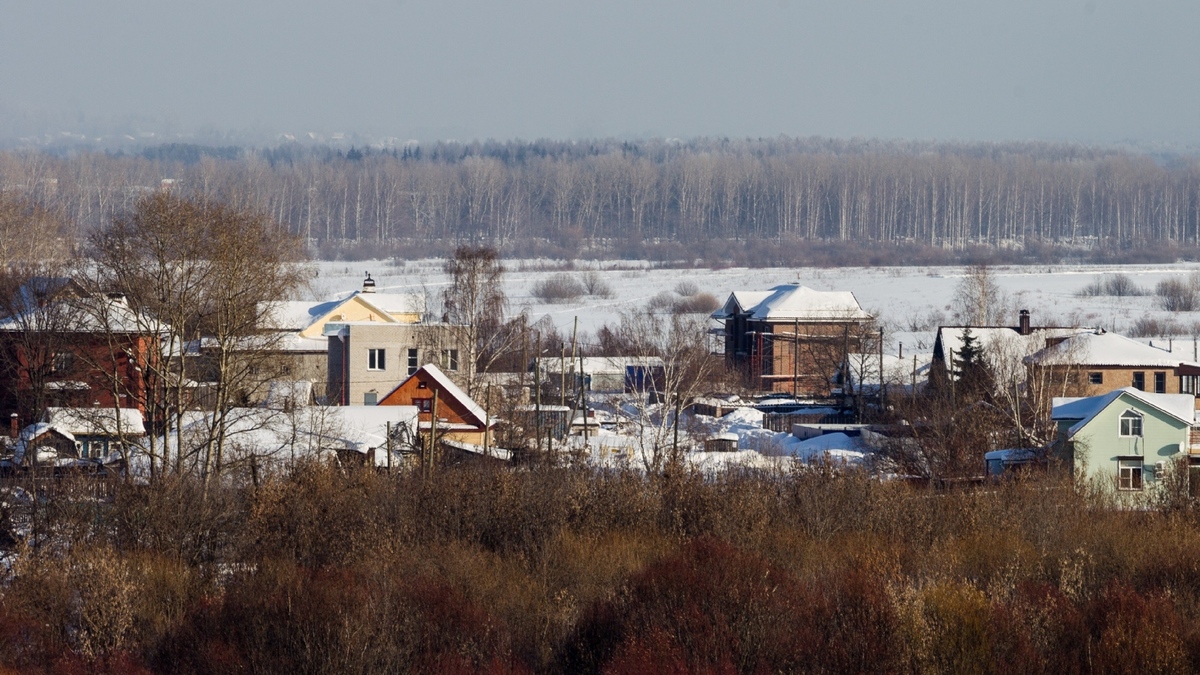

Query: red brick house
[712,284,874,397]
[0,282,161,426]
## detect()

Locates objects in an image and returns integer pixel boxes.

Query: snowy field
[309,259,1200,349]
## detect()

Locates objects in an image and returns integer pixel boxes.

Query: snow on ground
[309,259,1200,345]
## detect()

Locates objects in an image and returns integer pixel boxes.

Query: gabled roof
[711,291,774,320]
[259,291,426,332]
[0,292,164,334]
[44,407,146,436]
[1028,331,1200,369]
[1052,387,1195,439]
[382,363,491,428]
[934,326,1088,377]
[712,285,870,322]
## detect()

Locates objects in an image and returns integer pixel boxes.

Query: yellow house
[251,274,426,402]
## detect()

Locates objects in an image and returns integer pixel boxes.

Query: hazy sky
[2,0,1197,144]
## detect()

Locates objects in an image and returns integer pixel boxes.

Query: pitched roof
[1028,331,1200,369]
[712,285,870,322]
[1052,387,1195,438]
[0,293,164,334]
[259,291,426,331]
[383,364,491,428]
[44,407,146,436]
[935,326,1088,377]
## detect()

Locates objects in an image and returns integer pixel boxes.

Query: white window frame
[442,348,459,372]
[368,348,386,371]
[1118,458,1143,491]
[407,348,419,375]
[1119,409,1143,437]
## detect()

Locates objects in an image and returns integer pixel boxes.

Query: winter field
[310,259,1200,347]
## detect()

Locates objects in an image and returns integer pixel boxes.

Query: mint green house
[1052,388,1195,492]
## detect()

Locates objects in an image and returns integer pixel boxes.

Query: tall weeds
[2,465,1200,672]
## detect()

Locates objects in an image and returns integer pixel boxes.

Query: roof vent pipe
[1018,309,1031,336]
[362,272,376,293]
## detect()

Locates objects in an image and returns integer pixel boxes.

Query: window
[1155,371,1167,394]
[442,349,459,372]
[1132,372,1145,391]
[1089,372,1103,385]
[413,397,432,412]
[51,351,74,374]
[368,348,386,371]
[1118,458,1143,491]
[1183,375,1199,395]
[363,392,377,405]
[1119,409,1143,437]
[407,348,418,375]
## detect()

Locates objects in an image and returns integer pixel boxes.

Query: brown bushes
[10,466,1200,671]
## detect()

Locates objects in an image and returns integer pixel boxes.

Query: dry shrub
[531,273,585,303]
[158,561,527,674]
[562,536,899,674]
[238,461,394,566]
[1157,274,1200,312]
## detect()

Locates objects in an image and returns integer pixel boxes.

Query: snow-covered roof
[44,407,146,436]
[412,363,491,427]
[711,291,774,320]
[534,356,666,374]
[1052,387,1195,438]
[1028,331,1200,369]
[0,293,165,334]
[712,284,871,322]
[259,291,426,331]
[845,353,933,388]
[933,326,1091,382]
[13,422,75,465]
[265,380,314,409]
[148,405,420,469]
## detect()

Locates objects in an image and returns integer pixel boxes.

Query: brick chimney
[9,413,17,439]
[1018,309,1031,336]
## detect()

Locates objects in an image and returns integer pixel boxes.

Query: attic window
[417,381,428,389]
[1119,410,1143,438]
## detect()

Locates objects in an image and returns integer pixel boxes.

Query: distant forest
[4,137,1200,264]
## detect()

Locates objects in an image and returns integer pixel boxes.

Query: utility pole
[535,332,542,459]
[792,318,799,397]
[386,421,392,476]
[484,382,492,457]
[429,389,440,475]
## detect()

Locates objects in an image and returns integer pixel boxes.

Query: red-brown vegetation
[3,465,1200,673]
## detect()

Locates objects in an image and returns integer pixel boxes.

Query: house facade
[327,322,465,406]
[1028,330,1200,405]
[0,287,161,425]
[1052,388,1194,493]
[712,285,873,397]
[255,274,427,403]
[377,364,492,446]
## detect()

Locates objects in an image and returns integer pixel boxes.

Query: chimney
[9,414,17,439]
[362,272,376,293]
[1018,309,1031,336]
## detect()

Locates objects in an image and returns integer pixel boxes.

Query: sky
[1,0,1198,145]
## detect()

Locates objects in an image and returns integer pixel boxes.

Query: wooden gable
[378,369,484,430]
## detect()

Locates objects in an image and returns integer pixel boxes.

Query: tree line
[3,137,1200,261]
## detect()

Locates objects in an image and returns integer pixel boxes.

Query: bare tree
[440,245,511,396]
[606,307,724,472]
[89,193,309,484]
[952,263,1008,325]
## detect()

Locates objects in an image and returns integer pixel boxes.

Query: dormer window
[1119,409,1143,437]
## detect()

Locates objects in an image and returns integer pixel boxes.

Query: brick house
[712,284,873,396]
